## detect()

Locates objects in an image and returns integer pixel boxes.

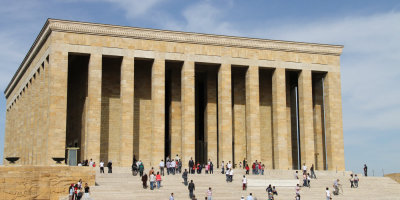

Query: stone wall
[0,165,95,200]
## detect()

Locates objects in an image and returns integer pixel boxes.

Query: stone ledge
[0,165,95,200]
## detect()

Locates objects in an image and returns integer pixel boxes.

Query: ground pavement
[61,167,400,200]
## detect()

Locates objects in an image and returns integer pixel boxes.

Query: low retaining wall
[0,165,95,200]
[385,173,400,184]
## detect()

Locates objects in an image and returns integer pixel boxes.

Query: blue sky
[0,0,399,175]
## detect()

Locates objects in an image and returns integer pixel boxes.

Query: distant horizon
[1,0,399,176]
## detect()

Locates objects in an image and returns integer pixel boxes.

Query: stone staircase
[62,167,400,200]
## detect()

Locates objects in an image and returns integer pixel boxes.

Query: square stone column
[85,53,102,163]
[272,68,289,169]
[218,63,233,165]
[324,72,345,171]
[181,61,195,166]
[298,70,315,167]
[120,56,134,167]
[47,48,68,164]
[206,71,218,164]
[151,59,165,167]
[170,68,182,159]
[245,66,261,163]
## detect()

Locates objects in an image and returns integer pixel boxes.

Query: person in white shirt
[326,187,331,200]
[170,159,176,175]
[227,161,232,170]
[149,173,156,190]
[99,161,105,173]
[302,163,307,174]
[229,169,234,182]
[246,193,253,200]
[77,162,82,166]
[89,159,93,167]
[175,154,180,161]
[169,193,174,200]
[242,175,247,190]
[221,161,225,174]
[206,187,212,200]
[159,160,165,176]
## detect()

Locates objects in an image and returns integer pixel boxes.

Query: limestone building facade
[3,19,345,170]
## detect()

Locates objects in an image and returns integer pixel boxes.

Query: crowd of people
[68,179,90,200]
[72,156,368,200]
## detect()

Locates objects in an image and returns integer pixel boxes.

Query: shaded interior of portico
[194,63,219,164]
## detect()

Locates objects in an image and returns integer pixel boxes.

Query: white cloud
[97,0,164,19]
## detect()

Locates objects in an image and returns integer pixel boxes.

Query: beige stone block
[259,69,273,169]
[324,72,345,171]
[298,70,315,167]
[206,71,218,164]
[272,68,289,169]
[85,53,102,163]
[151,59,165,167]
[233,69,246,165]
[218,63,233,164]
[245,66,261,163]
[181,61,195,166]
[313,76,326,170]
[47,48,68,164]
[120,56,134,167]
[170,68,182,159]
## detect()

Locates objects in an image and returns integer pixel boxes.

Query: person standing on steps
[182,169,188,186]
[354,174,359,188]
[159,159,165,176]
[246,193,254,200]
[221,161,225,174]
[107,160,112,173]
[326,187,331,200]
[302,163,307,175]
[206,187,212,200]
[349,174,354,188]
[149,172,155,190]
[141,173,148,189]
[156,171,162,189]
[99,160,104,173]
[188,180,195,199]
[242,175,247,190]
[189,157,195,174]
[139,162,144,177]
[310,164,316,179]
[169,193,174,200]
[364,164,368,177]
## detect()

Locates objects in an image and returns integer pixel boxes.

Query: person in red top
[245,164,250,175]
[252,163,256,175]
[156,172,162,189]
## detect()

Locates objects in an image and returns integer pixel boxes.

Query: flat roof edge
[4,18,344,98]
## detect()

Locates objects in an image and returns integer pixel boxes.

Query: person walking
[354,174,359,188]
[182,169,188,186]
[149,172,156,190]
[159,160,165,176]
[310,164,316,178]
[364,164,368,176]
[245,164,249,175]
[139,162,144,177]
[229,168,234,182]
[221,161,225,174]
[206,187,212,200]
[210,161,214,174]
[107,160,112,173]
[189,157,195,174]
[188,180,195,199]
[83,183,90,199]
[141,173,148,189]
[99,160,105,173]
[349,174,354,188]
[326,187,331,200]
[302,163,307,175]
[242,175,247,190]
[156,172,162,189]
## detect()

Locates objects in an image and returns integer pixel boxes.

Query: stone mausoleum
[3,19,345,171]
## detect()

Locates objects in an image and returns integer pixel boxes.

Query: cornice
[4,19,343,97]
